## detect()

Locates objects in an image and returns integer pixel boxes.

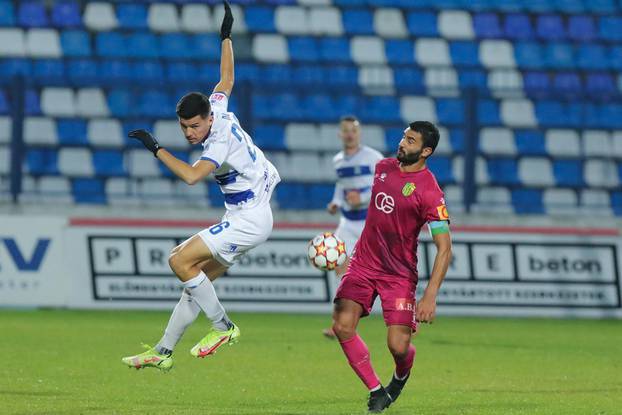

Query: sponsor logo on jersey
[375,192,395,214]
[402,182,416,197]
[437,205,449,220]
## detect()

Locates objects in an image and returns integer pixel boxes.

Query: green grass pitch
[1,310,621,415]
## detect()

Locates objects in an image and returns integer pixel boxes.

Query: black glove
[220,1,234,41]
[128,129,162,157]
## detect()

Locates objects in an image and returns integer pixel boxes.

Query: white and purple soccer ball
[307,232,347,271]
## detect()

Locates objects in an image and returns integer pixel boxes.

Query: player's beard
[397,147,422,166]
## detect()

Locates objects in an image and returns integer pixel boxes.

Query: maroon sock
[339,334,381,390]
[394,344,416,379]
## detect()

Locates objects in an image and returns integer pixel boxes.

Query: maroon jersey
[349,158,449,282]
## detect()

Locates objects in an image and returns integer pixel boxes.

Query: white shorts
[198,202,274,266]
[335,217,365,257]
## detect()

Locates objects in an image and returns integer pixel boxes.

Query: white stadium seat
[612,131,622,159]
[285,123,319,151]
[545,129,581,157]
[434,127,453,155]
[38,176,72,203]
[488,70,524,97]
[174,180,208,207]
[105,178,139,207]
[584,159,619,188]
[318,123,343,151]
[359,66,394,91]
[137,178,175,203]
[500,99,537,127]
[479,40,516,68]
[83,3,118,31]
[582,130,611,157]
[438,11,475,39]
[154,120,185,149]
[424,67,458,96]
[0,117,11,144]
[148,3,180,32]
[476,186,511,204]
[212,4,246,34]
[266,152,292,180]
[253,34,289,63]
[518,157,554,186]
[58,148,94,176]
[41,88,76,117]
[26,29,61,58]
[24,117,58,145]
[320,154,338,181]
[0,28,25,56]
[275,6,309,35]
[0,146,9,174]
[400,96,437,123]
[415,38,451,66]
[362,124,387,152]
[87,119,124,147]
[374,8,408,38]
[289,153,323,181]
[480,127,517,156]
[580,189,611,207]
[76,88,110,117]
[351,36,386,65]
[309,7,343,36]
[452,156,490,184]
[180,4,213,33]
[128,149,160,177]
[544,188,578,208]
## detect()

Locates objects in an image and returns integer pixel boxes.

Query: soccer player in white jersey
[323,116,383,339]
[121,2,280,371]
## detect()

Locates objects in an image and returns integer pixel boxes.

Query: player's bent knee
[388,340,410,359]
[168,250,192,280]
[332,319,356,341]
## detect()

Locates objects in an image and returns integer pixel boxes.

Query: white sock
[394,371,409,381]
[370,385,382,392]
[156,289,201,352]
[183,271,231,331]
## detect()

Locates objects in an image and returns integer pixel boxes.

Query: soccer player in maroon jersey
[331,121,453,413]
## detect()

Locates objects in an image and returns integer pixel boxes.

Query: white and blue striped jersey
[331,145,384,221]
[200,92,280,210]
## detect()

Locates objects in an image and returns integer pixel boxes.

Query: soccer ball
[307,232,347,271]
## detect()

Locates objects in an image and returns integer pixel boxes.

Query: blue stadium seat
[515,130,546,155]
[360,97,400,123]
[427,156,453,183]
[127,33,159,59]
[333,95,359,116]
[586,73,616,97]
[0,90,8,114]
[577,44,608,70]
[326,66,358,86]
[100,60,132,83]
[137,91,170,117]
[477,100,501,125]
[504,14,534,40]
[67,59,98,84]
[261,65,293,85]
[245,6,276,32]
[319,37,351,63]
[599,16,622,41]
[252,95,272,120]
[207,182,225,207]
[93,150,126,177]
[288,37,319,62]
[117,4,148,29]
[57,119,88,145]
[512,189,544,214]
[276,183,308,209]
[160,151,188,178]
[160,33,193,59]
[552,72,582,96]
[436,99,464,125]
[235,63,260,83]
[449,129,465,152]
[394,68,424,92]
[385,40,414,64]
[303,94,336,121]
[458,69,487,89]
[271,93,303,121]
[524,0,555,12]
[33,60,65,82]
[567,15,595,41]
[107,89,132,117]
[343,9,374,35]
[587,0,616,14]
[535,100,566,126]
[407,11,438,36]
[96,33,128,58]
[253,124,286,150]
[612,192,622,216]
[26,89,41,115]
[18,1,48,27]
[192,34,220,60]
[61,30,91,57]
[27,149,58,175]
[553,160,583,186]
[0,59,31,78]
[543,43,574,69]
[473,13,502,38]
[264,0,295,6]
[384,127,403,151]
[334,0,367,5]
[293,65,326,85]
[610,46,622,70]
[131,61,164,83]
[72,178,106,204]
[450,41,479,67]
[309,184,333,209]
[554,0,585,13]
[51,2,81,27]
[487,159,519,185]
[524,72,551,96]
[536,15,566,40]
[123,121,152,146]
[0,1,15,25]
[514,42,545,69]
[166,62,197,82]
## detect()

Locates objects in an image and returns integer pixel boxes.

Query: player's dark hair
[340,115,360,124]
[409,121,440,153]
[176,92,211,119]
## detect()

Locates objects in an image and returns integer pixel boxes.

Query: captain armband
[428,220,450,236]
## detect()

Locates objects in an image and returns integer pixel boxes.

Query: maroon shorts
[334,266,418,332]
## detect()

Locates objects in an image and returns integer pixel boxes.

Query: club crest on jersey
[402,182,416,197]
[376,172,387,182]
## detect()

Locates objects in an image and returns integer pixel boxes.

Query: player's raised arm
[416,223,452,323]
[128,129,216,185]
[213,1,234,97]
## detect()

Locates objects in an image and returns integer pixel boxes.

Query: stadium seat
[401,96,437,123]
[504,14,534,40]
[552,72,581,95]
[577,45,608,70]
[51,1,81,28]
[342,9,374,35]
[24,117,57,145]
[148,3,180,33]
[351,36,386,64]
[581,189,611,208]
[26,149,58,175]
[61,30,91,57]
[253,34,288,63]
[599,16,622,41]
[478,99,501,125]
[360,96,401,123]
[585,73,616,96]
[37,176,72,203]
[26,29,62,58]
[568,15,595,42]
[438,10,474,39]
[131,61,164,83]
[385,40,414,64]
[253,124,285,151]
[450,41,479,67]
[275,6,309,35]
[500,99,537,127]
[512,189,545,214]
[96,32,127,58]
[127,33,159,59]
[514,42,544,69]
[180,4,212,33]
[84,2,118,31]
[76,88,109,117]
[584,160,619,188]
[416,38,451,66]
[72,178,106,204]
[374,8,408,38]
[57,119,87,146]
[406,11,438,36]
[192,33,220,60]
[544,43,574,69]
[18,1,48,27]
[128,150,160,177]
[160,33,193,59]
[519,157,555,186]
[582,130,611,157]
[545,129,581,157]
[137,90,170,117]
[100,60,131,83]
[436,98,464,125]
[58,148,94,176]
[117,4,148,30]
[536,15,565,40]
[473,13,502,38]
[475,186,511,207]
[427,156,454,183]
[457,69,487,89]
[245,6,275,33]
[523,71,551,96]
[41,88,75,117]
[319,37,351,63]
[588,0,617,14]
[611,131,622,159]
[555,0,585,14]
[479,40,515,68]
[87,119,124,147]
[480,127,517,156]
[32,59,65,82]
[0,28,26,57]
[612,192,622,216]
[553,159,583,186]
[487,158,519,185]
[310,7,343,36]
[0,1,15,26]
[515,130,547,155]
[288,37,319,62]
[213,3,247,34]
[0,117,10,144]
[93,150,126,177]
[543,188,578,212]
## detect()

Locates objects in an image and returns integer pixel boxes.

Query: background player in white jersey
[121,1,280,371]
[324,116,383,339]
